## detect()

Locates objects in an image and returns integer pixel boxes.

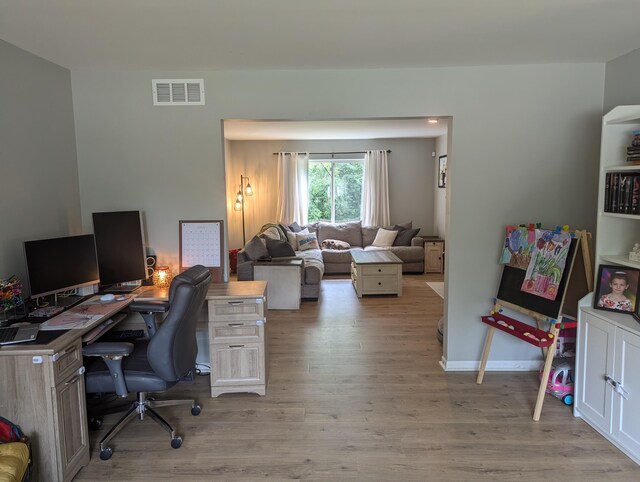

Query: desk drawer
[52,341,83,385]
[362,264,399,276]
[209,298,264,321]
[210,321,264,343]
[363,276,398,293]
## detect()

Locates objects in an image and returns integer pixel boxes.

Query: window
[308,158,364,223]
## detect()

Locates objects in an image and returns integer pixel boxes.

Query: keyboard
[101,329,146,341]
[0,327,18,343]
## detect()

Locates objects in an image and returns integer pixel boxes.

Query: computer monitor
[92,210,147,292]
[24,234,100,300]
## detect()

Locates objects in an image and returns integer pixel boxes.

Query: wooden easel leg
[476,326,495,384]
[533,325,560,421]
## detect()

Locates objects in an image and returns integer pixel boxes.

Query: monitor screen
[24,234,100,298]
[92,210,147,287]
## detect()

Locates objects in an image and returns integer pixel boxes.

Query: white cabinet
[576,297,640,465]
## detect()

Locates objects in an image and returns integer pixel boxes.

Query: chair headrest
[173,265,211,286]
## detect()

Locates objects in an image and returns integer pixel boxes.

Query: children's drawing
[521,230,572,300]
[500,225,536,270]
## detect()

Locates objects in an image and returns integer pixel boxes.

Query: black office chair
[83,265,211,460]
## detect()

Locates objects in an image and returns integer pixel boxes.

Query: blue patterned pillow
[295,232,319,251]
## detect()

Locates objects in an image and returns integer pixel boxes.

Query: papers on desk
[40,295,131,331]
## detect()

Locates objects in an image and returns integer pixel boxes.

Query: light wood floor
[76,274,640,481]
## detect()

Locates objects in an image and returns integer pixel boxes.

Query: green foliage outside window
[308,161,363,223]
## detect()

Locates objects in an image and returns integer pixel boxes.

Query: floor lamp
[233,175,253,246]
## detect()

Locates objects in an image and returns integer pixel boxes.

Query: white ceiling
[223,118,447,140]
[1,1,640,70]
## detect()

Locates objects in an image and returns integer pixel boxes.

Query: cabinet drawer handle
[65,376,79,386]
[227,323,244,327]
[229,345,245,348]
[378,268,381,272]
[227,301,244,305]
[378,282,382,285]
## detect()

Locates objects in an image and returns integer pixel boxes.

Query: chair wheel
[89,417,103,431]
[100,447,113,460]
[191,404,201,416]
[171,436,183,449]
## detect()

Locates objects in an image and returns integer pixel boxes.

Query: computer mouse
[100,293,116,302]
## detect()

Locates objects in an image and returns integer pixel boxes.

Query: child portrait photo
[594,265,640,314]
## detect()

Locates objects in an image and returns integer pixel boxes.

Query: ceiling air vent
[152,79,205,106]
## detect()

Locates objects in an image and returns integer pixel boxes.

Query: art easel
[476,229,593,421]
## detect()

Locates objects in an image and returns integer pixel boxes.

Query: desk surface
[0,295,134,356]
[136,280,267,301]
[0,281,267,356]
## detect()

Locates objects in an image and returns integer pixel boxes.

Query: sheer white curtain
[361,150,390,227]
[276,152,309,225]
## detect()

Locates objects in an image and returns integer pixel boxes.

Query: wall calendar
[179,220,224,282]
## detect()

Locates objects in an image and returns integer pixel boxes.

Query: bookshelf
[574,106,640,466]
[596,106,640,271]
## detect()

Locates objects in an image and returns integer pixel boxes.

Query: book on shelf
[611,173,619,212]
[604,172,640,214]
[604,172,611,212]
[633,176,640,215]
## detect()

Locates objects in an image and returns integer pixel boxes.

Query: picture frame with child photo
[593,265,640,315]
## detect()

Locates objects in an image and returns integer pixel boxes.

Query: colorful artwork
[500,225,536,270]
[521,230,572,301]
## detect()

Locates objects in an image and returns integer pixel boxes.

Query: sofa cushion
[372,228,397,247]
[322,247,362,265]
[385,221,412,230]
[387,245,425,263]
[265,238,296,257]
[296,232,319,251]
[288,221,303,233]
[301,222,320,234]
[317,221,362,247]
[393,227,420,246]
[244,236,269,260]
[361,227,379,247]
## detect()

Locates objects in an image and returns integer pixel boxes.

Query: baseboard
[439,355,541,372]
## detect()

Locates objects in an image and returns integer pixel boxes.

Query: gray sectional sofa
[237,221,425,299]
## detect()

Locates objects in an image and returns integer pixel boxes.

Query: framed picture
[593,264,640,315]
[438,155,447,188]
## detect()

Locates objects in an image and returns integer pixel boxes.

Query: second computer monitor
[92,210,147,291]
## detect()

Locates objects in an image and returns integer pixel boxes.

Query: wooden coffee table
[350,250,403,298]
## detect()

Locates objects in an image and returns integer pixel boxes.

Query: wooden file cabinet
[208,294,267,397]
[0,339,89,482]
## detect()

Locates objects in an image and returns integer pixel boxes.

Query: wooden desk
[0,296,133,482]
[139,282,269,397]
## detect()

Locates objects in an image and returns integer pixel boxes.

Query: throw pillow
[320,239,352,250]
[295,232,319,251]
[243,236,269,260]
[265,237,296,258]
[371,228,398,247]
[289,221,303,233]
[393,227,420,246]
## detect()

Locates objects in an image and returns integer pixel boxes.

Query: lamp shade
[152,266,173,288]
[245,183,253,196]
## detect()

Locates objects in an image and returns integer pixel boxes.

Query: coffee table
[350,250,403,298]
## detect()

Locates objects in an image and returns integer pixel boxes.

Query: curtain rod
[272,150,391,156]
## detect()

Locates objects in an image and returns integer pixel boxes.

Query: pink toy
[540,357,575,405]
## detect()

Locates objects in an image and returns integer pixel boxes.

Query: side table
[254,258,303,310]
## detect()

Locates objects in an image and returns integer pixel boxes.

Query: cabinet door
[425,243,443,273]
[53,369,89,480]
[576,311,615,434]
[612,327,640,455]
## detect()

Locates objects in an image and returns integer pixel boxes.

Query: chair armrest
[83,342,134,397]
[129,300,169,313]
[83,342,134,357]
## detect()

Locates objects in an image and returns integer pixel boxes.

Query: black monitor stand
[104,281,141,293]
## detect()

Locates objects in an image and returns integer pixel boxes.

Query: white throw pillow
[371,228,398,247]
[287,227,308,250]
[295,231,319,251]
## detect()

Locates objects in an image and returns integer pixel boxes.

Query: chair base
[96,391,200,459]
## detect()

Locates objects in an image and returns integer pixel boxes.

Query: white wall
[225,138,436,249]
[0,40,81,293]
[434,133,448,240]
[71,64,604,366]
[604,48,640,113]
